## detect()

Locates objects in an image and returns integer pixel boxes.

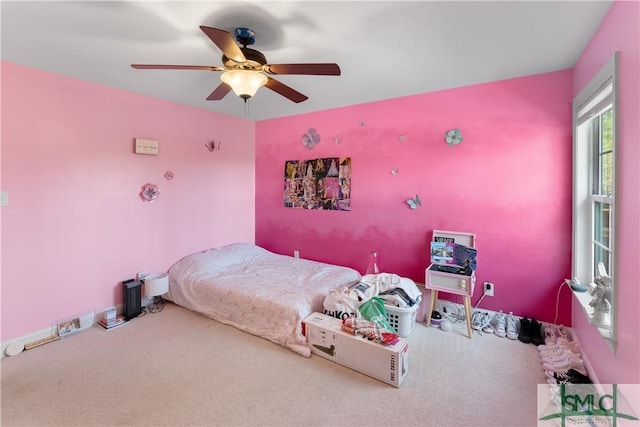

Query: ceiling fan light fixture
[221,70,268,100]
[133,26,339,104]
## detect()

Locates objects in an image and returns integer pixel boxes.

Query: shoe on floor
[543,324,558,345]
[506,312,518,340]
[540,344,581,359]
[471,311,483,331]
[530,318,545,346]
[538,339,580,354]
[555,325,569,342]
[542,356,586,375]
[481,313,494,334]
[494,310,506,338]
[541,349,581,363]
[518,317,532,344]
[545,369,592,384]
[566,369,592,384]
[471,311,494,335]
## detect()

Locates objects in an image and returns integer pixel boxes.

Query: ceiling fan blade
[131,64,224,71]
[206,83,232,101]
[199,26,246,63]
[264,77,308,103]
[264,63,341,76]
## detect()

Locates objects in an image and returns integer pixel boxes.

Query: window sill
[572,288,617,352]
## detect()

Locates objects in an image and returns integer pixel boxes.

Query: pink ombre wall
[1,62,256,341]
[571,0,640,384]
[256,70,574,325]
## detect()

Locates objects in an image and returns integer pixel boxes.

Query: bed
[165,242,361,357]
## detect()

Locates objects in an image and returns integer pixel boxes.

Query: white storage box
[303,312,409,387]
[385,300,419,338]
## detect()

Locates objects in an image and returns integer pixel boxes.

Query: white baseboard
[0,303,133,359]
[1,325,58,359]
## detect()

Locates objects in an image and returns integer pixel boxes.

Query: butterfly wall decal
[302,128,321,149]
[406,195,422,209]
[205,140,221,151]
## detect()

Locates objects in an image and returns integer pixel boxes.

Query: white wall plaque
[134,138,158,155]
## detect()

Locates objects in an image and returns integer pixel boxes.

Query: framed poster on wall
[284,157,351,210]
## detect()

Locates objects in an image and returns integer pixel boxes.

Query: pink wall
[571,0,640,384]
[1,62,256,341]
[256,70,574,325]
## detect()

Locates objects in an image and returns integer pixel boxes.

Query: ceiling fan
[131,26,341,103]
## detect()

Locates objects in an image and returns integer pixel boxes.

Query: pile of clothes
[323,273,421,346]
[323,273,421,321]
[341,316,401,346]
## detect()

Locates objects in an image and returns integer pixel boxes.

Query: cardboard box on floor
[303,312,409,387]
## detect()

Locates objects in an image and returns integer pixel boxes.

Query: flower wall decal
[302,128,321,149]
[445,129,464,146]
[164,171,174,180]
[139,183,159,203]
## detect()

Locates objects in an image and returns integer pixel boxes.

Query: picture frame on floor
[57,317,81,337]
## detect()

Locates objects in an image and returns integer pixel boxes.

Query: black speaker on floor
[122,279,142,320]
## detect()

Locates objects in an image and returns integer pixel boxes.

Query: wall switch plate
[134,138,158,155]
[0,191,8,207]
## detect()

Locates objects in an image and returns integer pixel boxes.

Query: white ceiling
[1,1,613,121]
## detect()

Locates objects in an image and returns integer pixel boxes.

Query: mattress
[166,242,361,356]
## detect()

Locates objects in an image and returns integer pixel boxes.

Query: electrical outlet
[293,250,300,258]
[483,281,494,297]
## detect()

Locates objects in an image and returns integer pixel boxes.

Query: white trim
[577,81,613,124]
[1,325,58,359]
[1,304,130,358]
[571,52,619,352]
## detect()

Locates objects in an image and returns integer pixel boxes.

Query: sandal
[544,324,558,344]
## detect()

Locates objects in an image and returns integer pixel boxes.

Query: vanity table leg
[463,295,472,338]
[427,289,439,324]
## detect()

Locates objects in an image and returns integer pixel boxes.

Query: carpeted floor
[1,302,549,426]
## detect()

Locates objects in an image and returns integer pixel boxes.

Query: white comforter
[166,243,361,357]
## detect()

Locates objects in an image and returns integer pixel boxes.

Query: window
[572,53,618,351]
[591,106,613,275]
